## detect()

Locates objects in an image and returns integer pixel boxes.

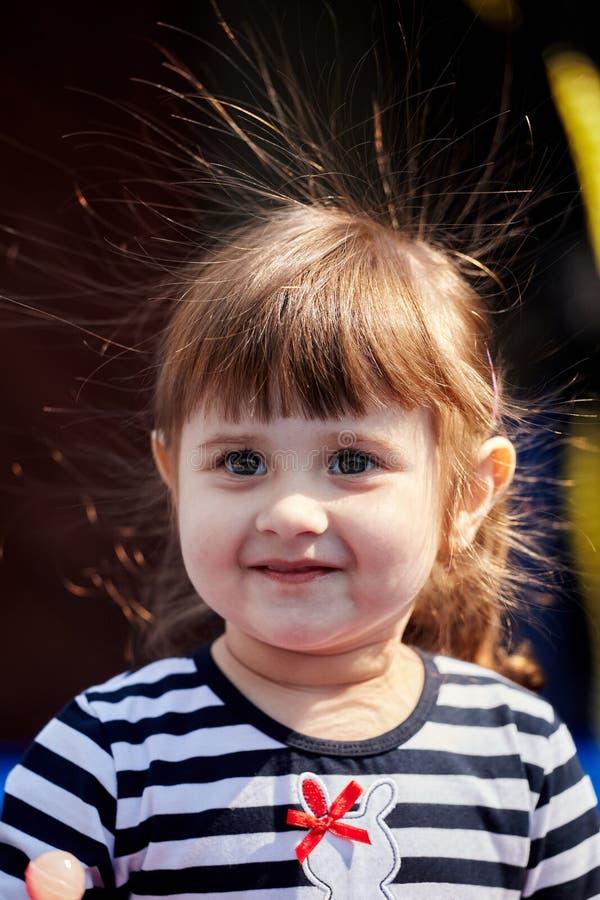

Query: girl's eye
[329,449,379,475]
[222,449,267,476]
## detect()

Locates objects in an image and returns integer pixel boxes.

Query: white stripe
[391,773,529,810]
[522,831,600,895]
[116,828,527,892]
[546,722,577,771]
[116,830,300,874]
[0,872,42,900]
[131,890,316,900]
[433,656,501,678]
[392,884,520,899]
[87,657,199,693]
[0,821,62,867]
[85,684,224,724]
[112,723,286,771]
[403,720,549,763]
[531,774,598,840]
[34,717,116,796]
[437,682,554,723]
[117,774,298,827]
[116,771,531,829]
[392,827,527,866]
[5,767,114,854]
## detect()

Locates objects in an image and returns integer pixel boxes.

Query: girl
[1,10,599,899]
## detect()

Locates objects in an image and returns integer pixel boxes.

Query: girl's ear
[453,436,516,549]
[151,429,174,489]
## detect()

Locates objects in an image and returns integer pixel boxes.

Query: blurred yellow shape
[566,410,600,735]
[462,0,522,29]
[546,51,600,276]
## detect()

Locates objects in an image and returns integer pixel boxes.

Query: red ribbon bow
[286,778,371,863]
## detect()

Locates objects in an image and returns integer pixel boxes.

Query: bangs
[156,206,490,439]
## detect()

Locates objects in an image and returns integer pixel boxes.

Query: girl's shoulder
[428,650,558,730]
[73,652,219,726]
[426,652,584,789]
[84,653,200,697]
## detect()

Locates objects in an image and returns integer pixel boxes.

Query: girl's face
[173,403,441,656]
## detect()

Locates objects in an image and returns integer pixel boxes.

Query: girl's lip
[252,560,338,570]
[248,560,342,585]
[252,565,337,583]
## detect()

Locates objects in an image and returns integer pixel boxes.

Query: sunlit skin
[153,403,515,739]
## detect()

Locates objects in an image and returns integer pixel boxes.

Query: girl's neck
[211,630,425,741]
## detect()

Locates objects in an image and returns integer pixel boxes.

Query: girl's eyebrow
[321,431,405,454]
[197,430,405,454]
[197,432,263,449]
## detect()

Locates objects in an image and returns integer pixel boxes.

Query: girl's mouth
[253,565,336,583]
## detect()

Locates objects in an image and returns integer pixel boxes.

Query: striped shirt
[0,647,598,898]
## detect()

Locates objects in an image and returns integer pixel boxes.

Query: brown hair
[147,202,541,688]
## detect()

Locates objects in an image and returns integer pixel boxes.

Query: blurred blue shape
[0,745,23,814]
[575,734,600,798]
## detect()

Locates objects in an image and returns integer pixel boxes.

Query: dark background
[1,1,599,742]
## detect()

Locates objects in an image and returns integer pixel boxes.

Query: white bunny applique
[287,772,400,899]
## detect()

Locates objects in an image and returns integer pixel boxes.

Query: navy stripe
[309,747,541,781]
[92,705,240,745]
[115,801,530,857]
[116,743,539,796]
[388,801,529,835]
[127,858,308,894]
[117,747,288,795]
[115,739,542,793]
[431,703,555,737]
[393,855,523,890]
[116,806,282,857]
[524,864,600,898]
[86,888,129,899]
[0,841,28,881]
[17,744,115,832]
[529,806,600,866]
[85,670,203,705]
[537,755,587,811]
[439,671,528,690]
[55,700,114,756]
[1,796,116,889]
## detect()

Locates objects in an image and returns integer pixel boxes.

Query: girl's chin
[236,624,363,657]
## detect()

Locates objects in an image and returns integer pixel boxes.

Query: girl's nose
[255,491,329,539]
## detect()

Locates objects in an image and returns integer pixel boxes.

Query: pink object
[25,850,85,900]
